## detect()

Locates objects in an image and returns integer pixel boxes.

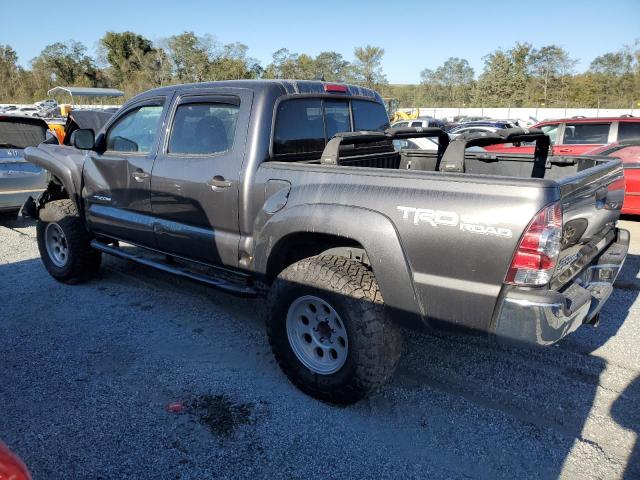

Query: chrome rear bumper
[493,228,629,346]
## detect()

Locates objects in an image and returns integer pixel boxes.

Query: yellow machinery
[383,98,420,123]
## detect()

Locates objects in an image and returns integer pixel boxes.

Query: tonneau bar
[439,127,551,176]
[320,127,449,166]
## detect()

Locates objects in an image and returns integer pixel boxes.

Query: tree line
[0,31,638,108]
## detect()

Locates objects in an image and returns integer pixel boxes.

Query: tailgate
[552,157,625,288]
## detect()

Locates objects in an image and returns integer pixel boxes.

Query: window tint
[106,105,163,153]
[618,122,640,142]
[394,122,409,128]
[352,100,390,131]
[324,100,351,139]
[168,102,239,155]
[273,99,325,156]
[273,98,390,157]
[540,124,559,144]
[563,123,609,144]
[410,121,423,127]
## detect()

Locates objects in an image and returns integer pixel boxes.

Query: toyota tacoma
[23,80,629,403]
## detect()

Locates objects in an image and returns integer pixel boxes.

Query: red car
[0,441,30,480]
[586,141,640,215]
[485,116,640,155]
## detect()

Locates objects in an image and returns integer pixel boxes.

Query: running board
[90,240,259,297]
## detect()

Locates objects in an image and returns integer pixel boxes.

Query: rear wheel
[266,255,403,404]
[36,200,101,283]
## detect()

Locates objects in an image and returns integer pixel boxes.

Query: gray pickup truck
[23,80,629,404]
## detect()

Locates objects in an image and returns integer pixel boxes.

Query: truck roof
[132,79,383,104]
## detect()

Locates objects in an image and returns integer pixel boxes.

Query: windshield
[0,119,47,149]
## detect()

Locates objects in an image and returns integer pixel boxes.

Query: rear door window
[618,122,640,142]
[168,101,239,155]
[563,123,610,144]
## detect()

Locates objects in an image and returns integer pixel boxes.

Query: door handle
[131,169,149,182]
[558,148,572,153]
[207,175,232,189]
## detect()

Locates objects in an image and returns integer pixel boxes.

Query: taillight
[324,83,348,93]
[505,202,562,286]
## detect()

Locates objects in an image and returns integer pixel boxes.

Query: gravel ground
[0,212,639,480]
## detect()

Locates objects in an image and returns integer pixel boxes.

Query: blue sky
[2,0,639,83]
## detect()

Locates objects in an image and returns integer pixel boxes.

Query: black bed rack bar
[439,127,550,176]
[320,127,450,165]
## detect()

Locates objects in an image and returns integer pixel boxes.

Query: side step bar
[90,240,259,297]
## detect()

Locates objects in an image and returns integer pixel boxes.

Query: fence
[398,107,639,121]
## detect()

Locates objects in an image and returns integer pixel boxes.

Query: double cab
[23,80,629,403]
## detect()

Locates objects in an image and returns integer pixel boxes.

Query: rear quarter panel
[250,163,557,334]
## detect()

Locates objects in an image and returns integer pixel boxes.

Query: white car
[12,106,41,117]
[391,117,446,130]
[393,136,440,151]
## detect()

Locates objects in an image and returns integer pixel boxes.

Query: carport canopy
[47,86,125,103]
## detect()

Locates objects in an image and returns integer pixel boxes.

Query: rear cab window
[272,97,390,160]
[352,100,390,131]
[273,99,325,156]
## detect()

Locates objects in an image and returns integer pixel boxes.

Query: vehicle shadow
[365,252,640,478]
[611,374,640,480]
[97,248,640,478]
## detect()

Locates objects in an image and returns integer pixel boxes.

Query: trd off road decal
[397,206,513,238]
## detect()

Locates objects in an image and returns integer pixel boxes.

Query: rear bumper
[493,228,629,346]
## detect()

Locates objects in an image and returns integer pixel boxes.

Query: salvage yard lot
[1,213,639,480]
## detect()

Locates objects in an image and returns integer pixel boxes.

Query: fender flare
[254,203,426,329]
[23,146,83,211]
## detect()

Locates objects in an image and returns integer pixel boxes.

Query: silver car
[0,116,48,212]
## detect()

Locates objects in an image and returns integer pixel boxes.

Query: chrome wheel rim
[286,295,348,375]
[45,223,69,267]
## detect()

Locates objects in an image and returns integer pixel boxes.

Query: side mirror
[71,129,95,150]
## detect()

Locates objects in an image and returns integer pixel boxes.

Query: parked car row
[0,100,58,117]
[392,114,640,215]
[0,100,119,119]
[484,115,640,155]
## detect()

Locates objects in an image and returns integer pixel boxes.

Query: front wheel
[36,199,101,284]
[266,255,403,404]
